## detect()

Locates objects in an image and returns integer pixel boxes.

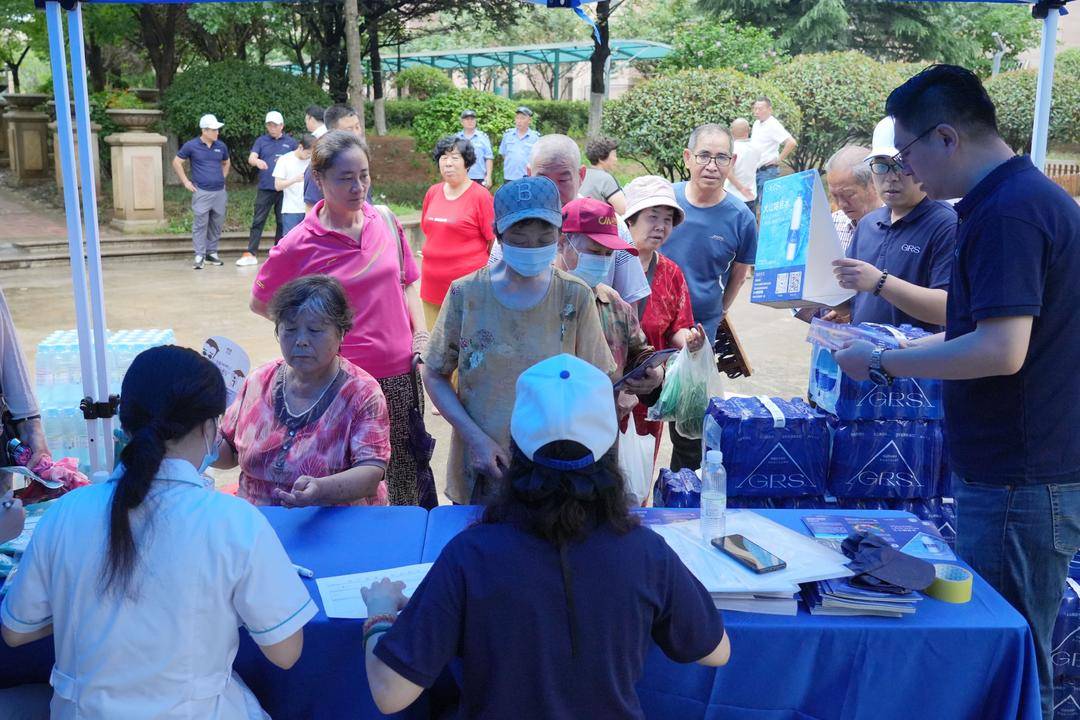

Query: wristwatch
[868,346,893,386]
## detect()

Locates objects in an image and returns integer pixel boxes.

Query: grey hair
[269,275,354,337]
[825,145,873,187]
[530,133,582,170]
[687,123,733,152]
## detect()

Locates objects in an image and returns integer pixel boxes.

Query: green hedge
[528,100,590,135]
[162,61,331,183]
[392,66,454,100]
[604,68,801,181]
[764,52,904,171]
[410,90,518,181]
[364,100,427,131]
[985,66,1080,151]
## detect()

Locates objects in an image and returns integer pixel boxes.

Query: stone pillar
[49,115,101,194]
[0,96,8,168]
[4,94,50,185]
[105,117,167,233]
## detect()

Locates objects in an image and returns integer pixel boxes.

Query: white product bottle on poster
[785,195,803,262]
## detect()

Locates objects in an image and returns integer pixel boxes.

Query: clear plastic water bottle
[700,449,728,543]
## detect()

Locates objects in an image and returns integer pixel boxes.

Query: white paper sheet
[315,563,433,619]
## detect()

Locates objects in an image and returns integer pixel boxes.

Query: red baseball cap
[561,198,638,256]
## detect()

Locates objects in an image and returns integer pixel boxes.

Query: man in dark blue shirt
[833,117,956,332]
[835,65,1080,720]
[236,111,297,266]
[172,113,230,270]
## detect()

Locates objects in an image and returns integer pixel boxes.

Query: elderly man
[498,106,539,182]
[237,111,298,266]
[835,66,1080,720]
[172,113,230,270]
[724,118,761,215]
[456,109,494,188]
[750,96,797,202]
[824,145,882,254]
[832,118,956,331]
[489,134,651,306]
[663,122,757,471]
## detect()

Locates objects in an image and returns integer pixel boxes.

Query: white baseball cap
[265,110,284,125]
[199,114,224,130]
[866,116,899,160]
[510,354,617,470]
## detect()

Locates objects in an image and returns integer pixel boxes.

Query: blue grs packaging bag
[827,419,945,499]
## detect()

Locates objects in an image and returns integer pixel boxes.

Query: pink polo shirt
[253,201,420,380]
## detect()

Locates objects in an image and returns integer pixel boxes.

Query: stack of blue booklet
[801,577,922,617]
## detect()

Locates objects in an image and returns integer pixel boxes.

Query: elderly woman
[220,275,390,507]
[423,177,616,504]
[420,136,496,332]
[623,176,706,458]
[251,130,431,507]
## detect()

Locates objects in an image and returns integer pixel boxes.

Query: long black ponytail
[102,345,225,594]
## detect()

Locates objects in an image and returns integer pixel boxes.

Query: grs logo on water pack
[736,443,811,490]
[857,379,934,410]
[1053,624,1080,672]
[844,440,923,491]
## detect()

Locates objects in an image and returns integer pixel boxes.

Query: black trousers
[247,188,284,253]
[668,422,702,472]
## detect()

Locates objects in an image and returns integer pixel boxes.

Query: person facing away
[1,345,316,719]
[724,118,761,215]
[362,353,730,718]
[834,64,1080,720]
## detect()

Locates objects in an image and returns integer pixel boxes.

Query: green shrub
[411,88,517,163]
[512,90,543,101]
[363,100,427,132]
[528,100,590,135]
[659,19,787,76]
[393,66,454,100]
[1057,48,1080,79]
[985,67,1080,151]
[764,52,903,171]
[162,60,331,183]
[603,68,801,181]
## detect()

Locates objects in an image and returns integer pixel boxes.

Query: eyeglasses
[891,124,938,170]
[692,152,732,168]
[868,159,905,176]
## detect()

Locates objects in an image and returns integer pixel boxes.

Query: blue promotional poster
[801,514,956,561]
[752,170,853,308]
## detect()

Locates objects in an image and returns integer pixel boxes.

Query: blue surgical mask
[199,422,220,475]
[568,241,614,288]
[501,243,557,277]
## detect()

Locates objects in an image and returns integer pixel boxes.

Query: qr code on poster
[789,271,803,294]
[775,273,789,295]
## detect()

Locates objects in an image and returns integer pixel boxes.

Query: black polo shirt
[945,155,1080,483]
[849,196,957,331]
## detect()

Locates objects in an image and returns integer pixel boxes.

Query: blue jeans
[756,164,780,202]
[954,475,1080,720]
[280,213,305,237]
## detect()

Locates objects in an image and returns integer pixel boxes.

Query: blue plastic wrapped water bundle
[1055,679,1080,720]
[703,396,829,499]
[1055,580,1080,680]
[727,496,776,510]
[807,319,944,420]
[1071,553,1080,582]
[827,419,945,500]
[654,468,701,508]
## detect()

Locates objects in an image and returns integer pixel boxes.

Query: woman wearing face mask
[1,346,316,719]
[215,275,390,507]
[423,177,616,504]
[250,131,432,507]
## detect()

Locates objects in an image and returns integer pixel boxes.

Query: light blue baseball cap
[493,176,563,235]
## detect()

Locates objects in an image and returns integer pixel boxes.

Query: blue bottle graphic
[785,194,804,262]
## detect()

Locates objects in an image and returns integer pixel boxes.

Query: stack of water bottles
[34,329,175,472]
[807,319,956,545]
[1054,555,1080,718]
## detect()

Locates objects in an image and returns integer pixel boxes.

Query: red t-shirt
[419,182,495,305]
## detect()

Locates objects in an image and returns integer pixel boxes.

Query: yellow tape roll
[926,563,973,604]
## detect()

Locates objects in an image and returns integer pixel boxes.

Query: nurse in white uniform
[1,345,317,719]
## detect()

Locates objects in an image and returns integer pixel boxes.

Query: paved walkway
[0,187,73,243]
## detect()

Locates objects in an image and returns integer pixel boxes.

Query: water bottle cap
[706,450,724,464]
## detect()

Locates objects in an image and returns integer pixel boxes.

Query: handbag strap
[374,204,406,287]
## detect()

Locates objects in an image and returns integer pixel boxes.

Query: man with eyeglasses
[661,123,757,471]
[831,117,956,332]
[835,65,1080,720]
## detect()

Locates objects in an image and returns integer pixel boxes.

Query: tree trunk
[587,1,611,137]
[134,5,186,94]
[9,65,20,94]
[87,35,107,92]
[342,0,366,135]
[369,19,387,136]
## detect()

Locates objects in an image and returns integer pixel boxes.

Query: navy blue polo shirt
[176,137,229,191]
[250,133,298,191]
[849,196,957,331]
[945,155,1080,483]
[374,521,724,719]
[302,166,322,206]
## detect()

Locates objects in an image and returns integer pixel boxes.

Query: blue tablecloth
[423,506,1042,720]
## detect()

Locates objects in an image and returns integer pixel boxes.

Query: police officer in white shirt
[1,346,316,720]
[750,96,798,201]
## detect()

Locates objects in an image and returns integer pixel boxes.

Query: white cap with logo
[866,116,899,160]
[199,114,224,130]
[510,354,617,470]
[265,110,284,125]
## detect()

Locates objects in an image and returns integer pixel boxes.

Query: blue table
[423,506,1043,720]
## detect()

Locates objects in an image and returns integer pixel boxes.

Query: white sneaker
[235,252,258,267]
[193,255,204,270]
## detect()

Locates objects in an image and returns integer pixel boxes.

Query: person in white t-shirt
[724,118,762,215]
[750,96,797,201]
[272,133,315,239]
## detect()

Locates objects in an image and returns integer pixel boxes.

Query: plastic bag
[647,346,723,439]
[617,425,654,507]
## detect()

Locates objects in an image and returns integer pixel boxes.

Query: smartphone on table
[711,534,787,574]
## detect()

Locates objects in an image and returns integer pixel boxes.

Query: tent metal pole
[44,1,103,474]
[1030,7,1060,172]
[68,5,113,471]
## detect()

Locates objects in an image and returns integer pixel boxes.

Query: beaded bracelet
[363,613,398,635]
[873,270,889,296]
